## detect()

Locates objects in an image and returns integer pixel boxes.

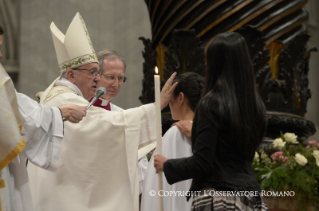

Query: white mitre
[40,12,98,103]
[52,12,97,73]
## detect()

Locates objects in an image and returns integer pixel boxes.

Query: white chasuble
[0,63,64,211]
[28,86,156,211]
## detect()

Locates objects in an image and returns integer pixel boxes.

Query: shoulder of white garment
[110,103,123,111]
[162,125,181,142]
[162,124,192,154]
[42,86,78,104]
[162,121,193,142]
[44,91,88,107]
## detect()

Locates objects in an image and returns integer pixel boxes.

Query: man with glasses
[27,13,177,211]
[92,49,127,111]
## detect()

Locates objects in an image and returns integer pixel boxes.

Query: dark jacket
[163,99,261,200]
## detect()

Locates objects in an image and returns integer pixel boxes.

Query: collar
[55,78,84,98]
[100,98,111,106]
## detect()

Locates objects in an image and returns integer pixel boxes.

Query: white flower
[313,151,319,167]
[313,150,319,159]
[294,153,308,166]
[272,138,286,150]
[253,152,260,163]
[284,133,298,144]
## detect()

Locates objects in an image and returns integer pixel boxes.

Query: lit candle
[154,66,164,211]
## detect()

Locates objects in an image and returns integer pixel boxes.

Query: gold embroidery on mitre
[78,14,95,53]
[59,53,97,73]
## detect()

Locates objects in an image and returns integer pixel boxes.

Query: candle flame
[155,66,158,74]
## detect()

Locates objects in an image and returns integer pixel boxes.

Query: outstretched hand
[160,72,178,110]
[154,154,168,173]
[60,105,86,123]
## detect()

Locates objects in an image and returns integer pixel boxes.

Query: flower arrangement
[253,132,319,209]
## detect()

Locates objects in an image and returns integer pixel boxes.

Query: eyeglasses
[100,74,127,83]
[73,68,100,78]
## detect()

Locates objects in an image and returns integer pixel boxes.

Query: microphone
[63,87,106,121]
[86,87,107,110]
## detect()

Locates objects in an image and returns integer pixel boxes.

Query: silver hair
[61,71,67,79]
[97,49,126,73]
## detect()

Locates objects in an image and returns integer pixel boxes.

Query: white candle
[154,66,164,211]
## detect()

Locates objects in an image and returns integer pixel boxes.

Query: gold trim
[59,53,98,73]
[199,1,253,37]
[156,0,204,45]
[265,17,308,46]
[185,0,226,30]
[153,0,173,32]
[267,41,284,79]
[153,0,187,41]
[259,0,307,31]
[155,44,167,80]
[0,179,5,189]
[0,138,25,171]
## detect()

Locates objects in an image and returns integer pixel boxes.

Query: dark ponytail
[172,72,204,112]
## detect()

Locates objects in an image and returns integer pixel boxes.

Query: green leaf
[261,177,271,190]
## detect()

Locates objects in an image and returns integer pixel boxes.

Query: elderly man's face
[72,62,100,100]
[98,58,125,100]
[0,35,3,58]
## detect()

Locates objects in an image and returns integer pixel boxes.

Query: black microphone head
[96,87,106,96]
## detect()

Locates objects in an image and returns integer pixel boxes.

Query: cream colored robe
[28,84,157,211]
[0,63,64,211]
[93,97,149,195]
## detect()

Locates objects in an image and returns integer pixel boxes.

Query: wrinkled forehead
[102,58,125,74]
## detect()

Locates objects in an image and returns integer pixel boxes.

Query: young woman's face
[169,95,182,120]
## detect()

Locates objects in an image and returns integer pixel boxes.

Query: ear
[178,92,184,106]
[66,69,76,84]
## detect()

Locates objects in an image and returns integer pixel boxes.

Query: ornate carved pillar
[140,0,316,140]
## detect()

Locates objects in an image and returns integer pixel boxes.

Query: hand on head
[59,105,86,123]
[160,72,178,110]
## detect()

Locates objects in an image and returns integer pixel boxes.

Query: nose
[94,74,101,82]
[111,78,120,86]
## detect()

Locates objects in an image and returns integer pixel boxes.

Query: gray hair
[97,49,126,73]
[61,71,67,79]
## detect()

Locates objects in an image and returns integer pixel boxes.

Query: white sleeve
[16,92,63,172]
[138,104,157,148]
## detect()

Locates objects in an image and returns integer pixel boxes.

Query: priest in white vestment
[0,62,86,211]
[93,49,149,194]
[27,13,177,211]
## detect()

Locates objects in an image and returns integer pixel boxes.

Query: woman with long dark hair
[141,72,204,211]
[154,32,268,210]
